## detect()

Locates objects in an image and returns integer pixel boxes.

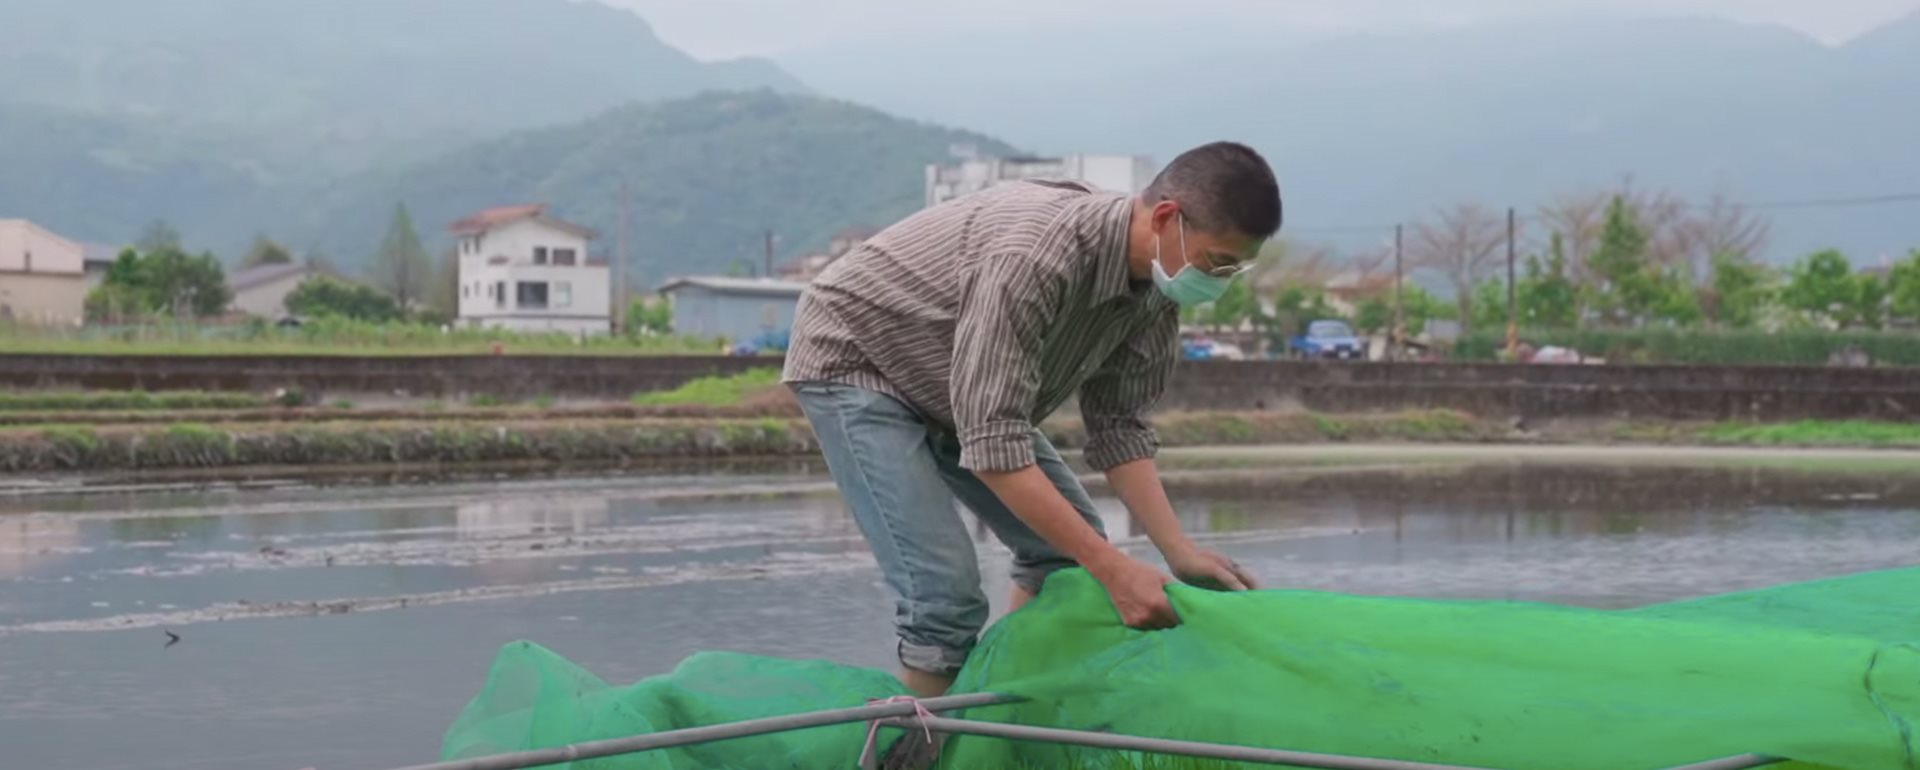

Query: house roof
[81,242,126,267]
[657,276,809,298]
[450,204,597,239]
[228,262,314,292]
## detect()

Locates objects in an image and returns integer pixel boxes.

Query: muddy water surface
[2,450,1917,770]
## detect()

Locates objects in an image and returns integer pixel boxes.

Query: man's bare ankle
[901,668,955,697]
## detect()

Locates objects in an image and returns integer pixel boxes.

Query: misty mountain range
[2,0,1916,280]
[785,12,1920,262]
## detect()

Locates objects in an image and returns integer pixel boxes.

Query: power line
[1284,189,1920,236]
[1746,192,1920,211]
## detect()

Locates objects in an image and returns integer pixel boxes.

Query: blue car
[1289,320,1366,360]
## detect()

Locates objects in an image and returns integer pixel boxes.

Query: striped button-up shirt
[783,180,1179,473]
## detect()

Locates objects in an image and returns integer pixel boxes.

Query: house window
[516,281,549,310]
[553,248,577,266]
[553,282,572,308]
[533,247,549,265]
[495,281,506,309]
[22,251,30,272]
[462,284,469,299]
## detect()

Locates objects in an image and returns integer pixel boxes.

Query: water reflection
[0,517,83,578]
[1,458,1917,770]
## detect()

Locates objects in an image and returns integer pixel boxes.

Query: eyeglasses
[1171,208,1255,278]
[1199,254,1255,278]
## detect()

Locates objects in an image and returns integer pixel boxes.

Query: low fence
[2,354,1916,421]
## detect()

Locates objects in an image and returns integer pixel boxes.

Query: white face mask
[1150,214,1235,307]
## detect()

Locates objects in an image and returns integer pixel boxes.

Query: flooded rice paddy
[1,446,1917,770]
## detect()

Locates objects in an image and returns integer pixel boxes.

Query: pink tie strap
[865,695,940,757]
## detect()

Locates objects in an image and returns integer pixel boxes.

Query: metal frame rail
[384,692,1016,770]
[861,715,1787,770]
[380,692,1787,770]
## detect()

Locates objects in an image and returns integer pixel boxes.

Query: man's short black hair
[1142,141,1282,239]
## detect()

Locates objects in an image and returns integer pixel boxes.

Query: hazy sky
[606,0,1920,59]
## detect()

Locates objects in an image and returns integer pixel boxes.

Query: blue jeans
[790,382,1107,676]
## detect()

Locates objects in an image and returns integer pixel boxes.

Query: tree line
[86,204,441,324]
[1184,185,1920,351]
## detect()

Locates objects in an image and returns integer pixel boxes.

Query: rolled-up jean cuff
[898,638,970,677]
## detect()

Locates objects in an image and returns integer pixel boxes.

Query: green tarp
[441,567,1920,769]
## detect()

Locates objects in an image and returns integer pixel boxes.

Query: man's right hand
[1088,554,1180,630]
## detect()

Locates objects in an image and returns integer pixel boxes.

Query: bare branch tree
[1536,191,1609,287]
[1692,191,1770,269]
[1412,203,1507,333]
[1618,185,1701,277]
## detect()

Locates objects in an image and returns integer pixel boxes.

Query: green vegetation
[85,246,232,322]
[0,391,265,412]
[627,298,675,336]
[1455,327,1920,366]
[1702,421,1920,447]
[0,417,818,473]
[0,317,714,357]
[286,276,403,323]
[634,369,783,407]
[40,426,100,457]
[239,236,295,269]
[373,204,434,311]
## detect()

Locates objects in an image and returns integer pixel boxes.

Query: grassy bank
[0,390,269,412]
[633,368,783,407]
[10,408,1919,474]
[1697,420,1920,448]
[0,319,719,357]
[3,418,816,473]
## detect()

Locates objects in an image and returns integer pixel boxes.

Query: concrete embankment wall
[4,354,1917,421]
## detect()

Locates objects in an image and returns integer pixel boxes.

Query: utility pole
[614,180,630,335]
[1505,206,1518,361]
[1393,224,1404,363]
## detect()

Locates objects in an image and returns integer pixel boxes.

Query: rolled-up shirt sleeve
[1078,307,1178,471]
[950,254,1065,472]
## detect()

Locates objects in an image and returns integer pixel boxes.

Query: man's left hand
[1165,546,1258,592]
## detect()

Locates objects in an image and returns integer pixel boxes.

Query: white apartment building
[0,219,87,327]
[452,204,610,336]
[925,148,1157,208]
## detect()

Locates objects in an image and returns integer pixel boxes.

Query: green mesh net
[441,567,1920,769]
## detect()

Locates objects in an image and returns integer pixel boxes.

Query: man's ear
[1149,200,1181,232]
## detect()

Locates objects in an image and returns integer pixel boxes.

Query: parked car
[1181,338,1247,361]
[1289,320,1366,360]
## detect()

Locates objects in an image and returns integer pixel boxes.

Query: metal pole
[384,692,1019,770]
[1393,223,1405,362]
[614,180,629,335]
[878,716,1501,770]
[1505,206,1518,361]
[1657,755,1785,770]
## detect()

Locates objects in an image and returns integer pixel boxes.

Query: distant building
[774,225,880,283]
[657,276,807,342]
[228,262,327,320]
[1320,270,1397,317]
[0,219,87,326]
[81,242,124,290]
[452,204,610,336]
[925,151,1157,208]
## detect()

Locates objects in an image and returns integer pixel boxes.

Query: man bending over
[784,141,1282,696]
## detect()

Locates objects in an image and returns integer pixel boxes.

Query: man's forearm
[1103,458,1194,556]
[976,464,1129,574]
